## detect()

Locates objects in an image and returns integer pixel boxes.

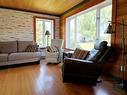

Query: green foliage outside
[77,10,96,43]
[36,21,43,47]
[74,5,112,50]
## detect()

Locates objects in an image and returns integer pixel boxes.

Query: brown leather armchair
[62,41,112,85]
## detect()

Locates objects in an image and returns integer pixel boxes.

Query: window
[34,17,54,48]
[66,1,112,50]
[77,9,96,50]
[99,5,112,44]
[66,18,76,49]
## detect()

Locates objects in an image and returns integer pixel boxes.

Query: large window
[66,1,112,50]
[34,17,54,48]
[100,5,112,44]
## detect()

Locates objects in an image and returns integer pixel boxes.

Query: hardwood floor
[0,60,126,95]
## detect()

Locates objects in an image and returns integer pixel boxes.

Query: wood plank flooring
[0,60,126,95]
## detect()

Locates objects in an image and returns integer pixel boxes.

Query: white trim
[75,16,77,48]
[96,7,100,42]
[67,0,112,20]
[35,18,54,48]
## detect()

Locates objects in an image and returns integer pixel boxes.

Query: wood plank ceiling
[0,0,84,16]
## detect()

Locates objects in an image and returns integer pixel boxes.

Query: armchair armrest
[62,58,102,75]
[64,58,94,64]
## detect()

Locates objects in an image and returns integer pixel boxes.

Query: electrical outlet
[121,66,123,71]
[120,66,126,71]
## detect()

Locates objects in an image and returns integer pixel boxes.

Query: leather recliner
[62,41,112,85]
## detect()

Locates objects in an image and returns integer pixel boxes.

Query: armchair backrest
[85,41,112,64]
[51,39,64,49]
[98,46,112,64]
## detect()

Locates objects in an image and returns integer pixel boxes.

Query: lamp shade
[105,24,113,34]
[45,30,50,35]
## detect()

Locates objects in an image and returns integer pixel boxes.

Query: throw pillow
[90,51,102,62]
[85,49,104,62]
[25,44,37,52]
[72,48,80,58]
[72,48,88,59]
[47,46,58,52]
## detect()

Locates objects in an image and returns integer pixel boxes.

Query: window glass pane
[100,5,112,45]
[77,10,96,50]
[70,19,76,49]
[45,21,53,46]
[36,18,54,48]
[36,19,43,47]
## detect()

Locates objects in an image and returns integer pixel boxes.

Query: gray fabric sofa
[0,41,43,66]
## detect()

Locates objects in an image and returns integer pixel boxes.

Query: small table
[63,50,74,60]
[38,48,46,59]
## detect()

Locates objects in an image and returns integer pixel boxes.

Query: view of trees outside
[36,20,44,47]
[36,19,53,48]
[77,10,96,50]
[100,5,112,45]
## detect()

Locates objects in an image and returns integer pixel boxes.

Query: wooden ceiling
[0,0,85,16]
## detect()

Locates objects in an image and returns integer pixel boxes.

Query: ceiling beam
[61,0,92,16]
[0,6,60,17]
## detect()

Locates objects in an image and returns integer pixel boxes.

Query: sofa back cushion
[18,41,33,52]
[0,41,17,53]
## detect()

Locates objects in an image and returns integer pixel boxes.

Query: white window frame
[66,0,112,50]
[34,17,54,48]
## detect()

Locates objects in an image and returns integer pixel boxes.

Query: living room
[0,0,127,95]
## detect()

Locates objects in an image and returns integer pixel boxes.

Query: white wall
[0,8,60,41]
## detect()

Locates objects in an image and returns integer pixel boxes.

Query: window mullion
[96,8,100,43]
[50,21,52,39]
[66,19,70,48]
[43,20,45,47]
[75,17,77,49]
[68,20,70,48]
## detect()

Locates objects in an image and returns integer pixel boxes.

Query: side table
[63,51,74,61]
[38,48,46,59]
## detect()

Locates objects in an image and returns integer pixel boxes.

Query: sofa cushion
[0,54,8,62]
[0,41,17,53]
[8,52,41,61]
[18,41,33,52]
[46,52,59,58]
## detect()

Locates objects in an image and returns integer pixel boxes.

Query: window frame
[33,16,55,45]
[65,0,112,50]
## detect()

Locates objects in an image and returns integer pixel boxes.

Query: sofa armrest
[64,58,93,64]
[62,58,102,75]
[62,58,93,73]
